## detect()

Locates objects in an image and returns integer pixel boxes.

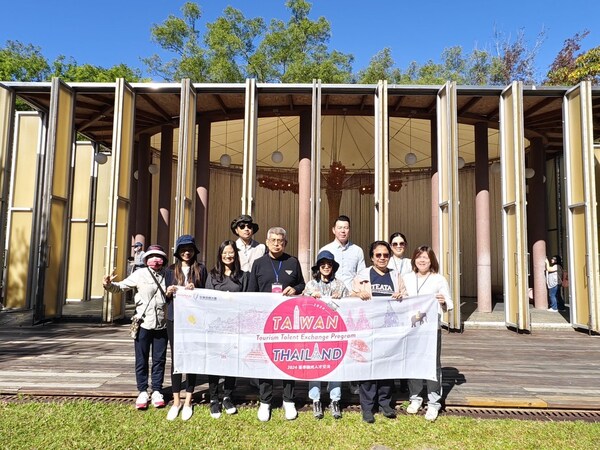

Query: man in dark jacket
[248,226,305,422]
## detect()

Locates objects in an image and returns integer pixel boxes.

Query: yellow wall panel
[65,222,87,300]
[5,212,33,308]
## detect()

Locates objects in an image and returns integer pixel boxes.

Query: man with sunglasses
[231,214,266,272]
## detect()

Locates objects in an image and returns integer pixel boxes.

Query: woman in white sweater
[401,245,453,422]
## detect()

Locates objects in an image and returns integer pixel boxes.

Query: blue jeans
[308,381,341,402]
[548,285,564,310]
[134,327,168,392]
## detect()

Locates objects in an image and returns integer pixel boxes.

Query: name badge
[271,283,283,293]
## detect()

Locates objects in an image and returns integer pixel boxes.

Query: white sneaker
[151,391,165,408]
[135,391,149,410]
[425,406,439,422]
[181,405,194,421]
[222,397,237,415]
[257,402,271,422]
[166,405,180,421]
[283,401,298,420]
[406,399,422,414]
[210,401,222,419]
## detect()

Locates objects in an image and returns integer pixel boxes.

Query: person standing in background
[129,242,146,273]
[231,215,266,272]
[545,255,565,312]
[320,215,366,292]
[319,215,366,396]
[388,232,413,276]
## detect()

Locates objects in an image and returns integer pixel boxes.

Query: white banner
[173,290,438,381]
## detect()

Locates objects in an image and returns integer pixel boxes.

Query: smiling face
[319,260,333,280]
[177,244,196,264]
[221,244,236,267]
[266,233,286,258]
[415,250,432,275]
[390,236,407,258]
[371,244,390,272]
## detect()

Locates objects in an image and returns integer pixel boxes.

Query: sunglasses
[238,223,253,230]
[320,261,333,267]
[374,253,390,259]
[391,242,406,247]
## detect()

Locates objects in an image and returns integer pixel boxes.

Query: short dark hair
[369,240,392,258]
[335,215,351,226]
[410,245,440,274]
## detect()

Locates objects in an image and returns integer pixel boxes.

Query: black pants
[208,375,236,402]
[359,379,394,412]
[134,327,168,392]
[166,320,196,394]
[259,379,295,404]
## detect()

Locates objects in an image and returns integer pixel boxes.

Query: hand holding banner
[173,290,438,382]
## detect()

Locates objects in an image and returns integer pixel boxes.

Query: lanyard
[270,258,283,283]
[416,272,431,295]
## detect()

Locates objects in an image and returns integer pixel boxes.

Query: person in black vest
[247,226,305,422]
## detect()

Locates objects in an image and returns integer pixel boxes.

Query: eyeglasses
[222,252,235,257]
[320,262,333,268]
[268,238,285,245]
[391,242,406,247]
[238,223,253,230]
[374,253,390,259]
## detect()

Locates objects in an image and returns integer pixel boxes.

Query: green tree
[144,0,353,83]
[0,40,50,81]
[143,2,209,81]
[568,46,600,84]
[253,0,353,83]
[356,48,402,84]
[205,6,264,82]
[51,56,144,82]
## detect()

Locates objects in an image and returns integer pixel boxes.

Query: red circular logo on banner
[262,296,348,379]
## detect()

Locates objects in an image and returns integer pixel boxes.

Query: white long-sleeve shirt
[402,271,454,316]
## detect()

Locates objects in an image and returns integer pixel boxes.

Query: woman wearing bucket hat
[230,214,266,272]
[103,244,172,411]
[204,239,248,419]
[303,250,350,420]
[164,234,207,421]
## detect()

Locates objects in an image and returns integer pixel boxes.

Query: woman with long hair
[402,245,453,422]
[205,239,247,418]
[165,235,207,421]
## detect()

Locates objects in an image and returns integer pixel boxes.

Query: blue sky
[1,0,598,81]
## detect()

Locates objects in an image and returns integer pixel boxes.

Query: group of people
[102,214,453,423]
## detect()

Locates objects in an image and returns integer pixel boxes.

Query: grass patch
[1,400,599,449]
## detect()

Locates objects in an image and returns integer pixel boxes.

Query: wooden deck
[1,312,599,410]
